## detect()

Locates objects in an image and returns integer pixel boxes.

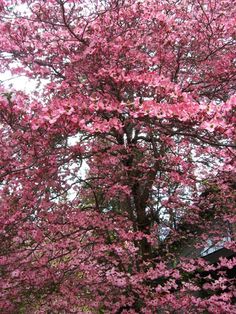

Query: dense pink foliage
[0,0,235,313]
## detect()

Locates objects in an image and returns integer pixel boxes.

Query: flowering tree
[0,0,235,312]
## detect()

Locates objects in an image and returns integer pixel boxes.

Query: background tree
[0,0,235,313]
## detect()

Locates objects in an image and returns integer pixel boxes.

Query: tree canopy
[0,0,235,313]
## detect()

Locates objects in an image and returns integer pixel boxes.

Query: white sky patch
[0,71,38,93]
